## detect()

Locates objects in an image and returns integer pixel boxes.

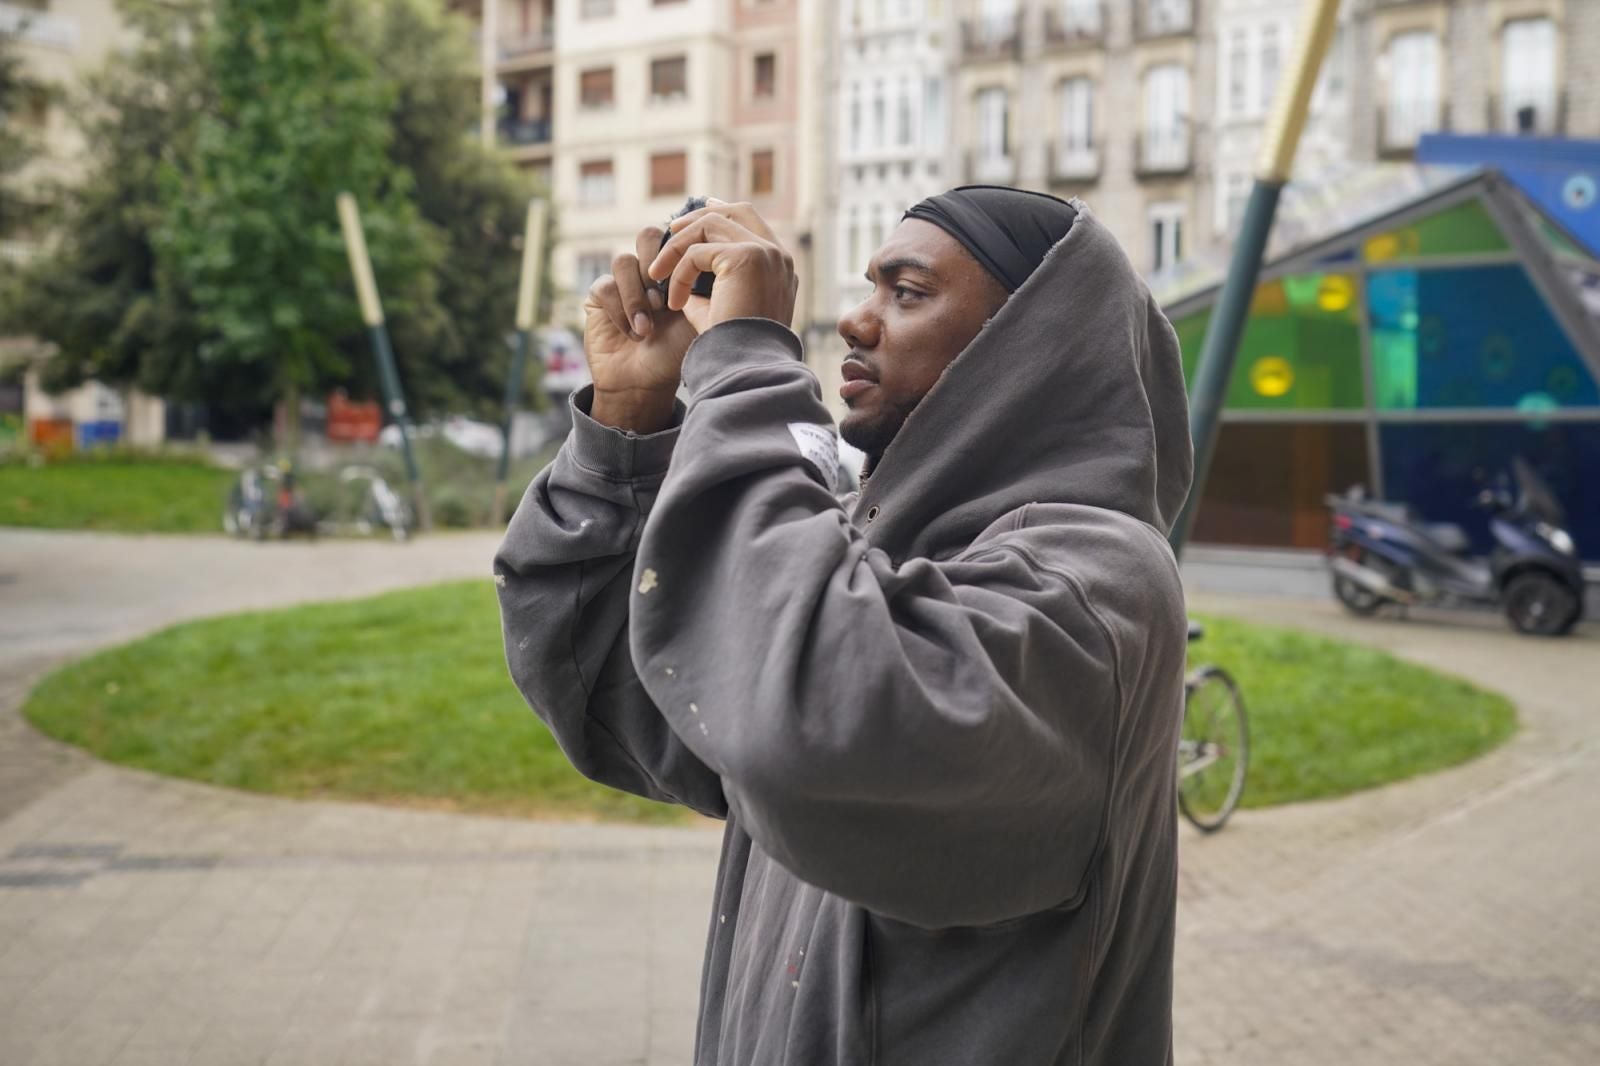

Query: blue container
[77,420,123,449]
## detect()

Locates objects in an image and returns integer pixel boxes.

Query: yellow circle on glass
[1250,356,1296,398]
[1364,233,1400,262]
[1316,275,1354,312]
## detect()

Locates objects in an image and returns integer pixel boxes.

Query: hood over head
[854,201,1193,561]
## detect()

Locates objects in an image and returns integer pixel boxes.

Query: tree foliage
[3,0,543,429]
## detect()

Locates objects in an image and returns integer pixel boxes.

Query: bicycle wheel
[1178,665,1249,833]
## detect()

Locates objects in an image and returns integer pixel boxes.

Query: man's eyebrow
[865,256,937,283]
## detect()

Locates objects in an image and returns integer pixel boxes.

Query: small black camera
[661,195,717,300]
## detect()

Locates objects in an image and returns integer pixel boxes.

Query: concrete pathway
[1,530,1598,1064]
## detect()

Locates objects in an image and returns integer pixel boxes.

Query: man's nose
[837,300,877,350]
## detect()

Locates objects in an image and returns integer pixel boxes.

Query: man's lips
[840,359,877,403]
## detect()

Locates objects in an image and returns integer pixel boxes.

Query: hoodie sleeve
[494,388,728,820]
[628,319,1125,929]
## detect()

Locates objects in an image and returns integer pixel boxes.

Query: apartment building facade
[1346,0,1589,159]
[949,0,1216,276]
[0,0,126,262]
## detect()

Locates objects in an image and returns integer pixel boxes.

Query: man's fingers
[650,214,764,283]
[611,252,653,338]
[634,226,666,311]
[666,201,777,243]
[664,243,732,311]
[585,274,633,341]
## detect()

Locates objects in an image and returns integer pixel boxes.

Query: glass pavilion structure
[1164,169,1600,563]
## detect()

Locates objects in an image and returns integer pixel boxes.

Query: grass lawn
[1194,613,1516,808]
[0,458,236,533]
[22,583,1516,823]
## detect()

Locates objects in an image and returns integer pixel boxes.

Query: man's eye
[893,285,922,303]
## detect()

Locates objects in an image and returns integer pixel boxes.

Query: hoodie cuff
[682,318,806,398]
[567,385,684,480]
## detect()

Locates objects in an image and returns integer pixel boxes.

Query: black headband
[902,185,1078,292]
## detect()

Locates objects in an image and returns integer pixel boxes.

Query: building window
[1060,0,1102,34]
[650,151,687,198]
[1501,18,1557,134]
[1225,27,1248,117]
[576,251,611,293]
[750,149,775,196]
[896,77,913,146]
[1144,0,1192,36]
[849,84,862,154]
[924,76,944,153]
[872,79,886,147]
[579,67,614,110]
[1141,63,1189,171]
[1218,171,1250,234]
[651,56,688,102]
[1260,24,1282,114]
[843,206,860,278]
[976,86,1009,161]
[753,53,777,100]
[1058,77,1093,153]
[1384,31,1440,149]
[579,159,615,206]
[580,0,614,17]
[1149,202,1184,272]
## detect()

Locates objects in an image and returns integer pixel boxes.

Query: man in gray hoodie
[495,185,1193,1065]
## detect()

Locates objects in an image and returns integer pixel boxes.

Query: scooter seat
[1423,523,1471,554]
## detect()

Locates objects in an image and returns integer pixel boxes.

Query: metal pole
[493,198,549,525]
[336,192,432,532]
[1168,0,1343,557]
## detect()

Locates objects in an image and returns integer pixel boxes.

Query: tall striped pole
[493,198,549,525]
[1168,0,1343,556]
[337,192,432,533]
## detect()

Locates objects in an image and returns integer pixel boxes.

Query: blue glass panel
[1379,421,1600,561]
[1368,265,1600,410]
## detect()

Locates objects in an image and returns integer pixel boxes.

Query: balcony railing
[1377,102,1451,159]
[1487,91,1567,137]
[1049,141,1101,183]
[1044,3,1106,49]
[1135,124,1192,177]
[1135,0,1194,40]
[966,150,1017,185]
[499,27,555,61]
[498,118,553,147]
[960,15,1020,60]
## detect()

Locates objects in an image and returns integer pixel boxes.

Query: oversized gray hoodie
[495,204,1194,1065]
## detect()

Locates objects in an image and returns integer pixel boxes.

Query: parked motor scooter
[1324,457,1585,637]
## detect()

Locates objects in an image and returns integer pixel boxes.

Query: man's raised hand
[647,202,798,335]
[582,225,699,433]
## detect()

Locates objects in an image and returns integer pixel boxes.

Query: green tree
[3,2,227,407]
[363,0,548,422]
[4,0,544,434]
[154,0,439,445]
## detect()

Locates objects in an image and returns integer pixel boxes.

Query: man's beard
[839,393,921,466]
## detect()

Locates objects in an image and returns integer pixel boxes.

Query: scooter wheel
[1503,571,1580,637]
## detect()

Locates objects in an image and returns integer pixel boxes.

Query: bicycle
[1178,620,1249,833]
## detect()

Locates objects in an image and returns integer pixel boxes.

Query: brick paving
[1,529,1598,1064]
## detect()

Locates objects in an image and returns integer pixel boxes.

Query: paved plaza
[1,530,1598,1064]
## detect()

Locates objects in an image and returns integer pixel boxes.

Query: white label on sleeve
[787,422,840,493]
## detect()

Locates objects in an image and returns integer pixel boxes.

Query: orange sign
[326,391,381,443]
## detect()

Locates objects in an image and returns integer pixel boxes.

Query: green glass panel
[1168,273,1365,410]
[1362,199,1511,264]
[1368,265,1600,410]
